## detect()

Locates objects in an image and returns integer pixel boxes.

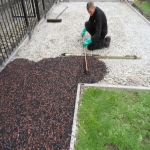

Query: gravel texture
[0,56,107,149]
[13,2,150,87]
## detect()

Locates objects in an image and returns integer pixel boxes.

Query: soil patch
[104,144,119,150]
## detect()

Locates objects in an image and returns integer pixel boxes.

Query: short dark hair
[87,1,94,10]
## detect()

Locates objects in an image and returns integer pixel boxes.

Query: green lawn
[75,88,150,150]
[134,1,150,15]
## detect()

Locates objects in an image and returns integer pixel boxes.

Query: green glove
[83,38,92,47]
[81,27,86,37]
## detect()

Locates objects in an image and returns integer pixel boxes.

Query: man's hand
[83,38,92,47]
[81,28,86,37]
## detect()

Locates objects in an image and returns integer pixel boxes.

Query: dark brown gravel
[0,56,107,150]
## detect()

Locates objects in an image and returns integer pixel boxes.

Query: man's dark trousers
[85,21,107,50]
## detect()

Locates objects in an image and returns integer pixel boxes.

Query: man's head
[87,1,96,16]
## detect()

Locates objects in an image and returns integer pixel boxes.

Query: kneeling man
[81,2,111,50]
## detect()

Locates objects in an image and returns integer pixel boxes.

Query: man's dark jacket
[89,7,107,42]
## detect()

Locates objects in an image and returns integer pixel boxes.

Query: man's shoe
[105,36,111,48]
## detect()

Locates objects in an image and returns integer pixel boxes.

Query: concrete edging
[80,83,150,90]
[126,2,150,26]
[69,83,150,150]
[69,83,81,150]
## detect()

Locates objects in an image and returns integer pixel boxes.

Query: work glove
[83,38,92,47]
[81,27,86,37]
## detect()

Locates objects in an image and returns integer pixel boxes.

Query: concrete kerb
[0,1,59,72]
[126,2,150,26]
[80,83,150,90]
[69,83,150,150]
[0,35,28,72]
[69,83,81,150]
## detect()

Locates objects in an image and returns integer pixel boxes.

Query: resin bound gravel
[0,56,107,150]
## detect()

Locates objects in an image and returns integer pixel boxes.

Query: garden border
[126,1,150,26]
[69,83,150,150]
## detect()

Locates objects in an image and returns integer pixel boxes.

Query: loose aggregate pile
[0,56,107,150]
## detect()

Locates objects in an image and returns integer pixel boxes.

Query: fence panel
[0,0,55,65]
